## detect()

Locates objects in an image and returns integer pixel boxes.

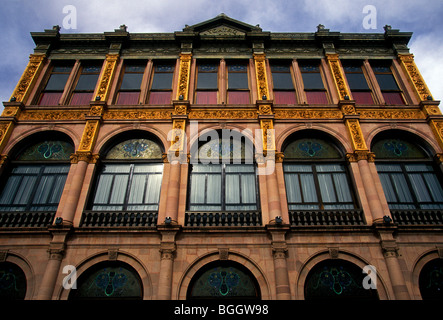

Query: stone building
[0,14,442,300]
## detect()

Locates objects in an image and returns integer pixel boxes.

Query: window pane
[302,73,324,90]
[305,91,328,104]
[274,91,297,104]
[408,174,432,202]
[352,91,374,104]
[145,174,162,204]
[382,92,404,105]
[117,92,140,105]
[228,73,248,89]
[45,74,70,91]
[151,73,173,90]
[346,73,369,90]
[375,74,400,91]
[75,74,99,91]
[190,175,206,204]
[273,73,294,90]
[197,73,218,89]
[225,175,240,204]
[39,92,63,106]
[70,92,93,105]
[300,174,318,202]
[228,91,249,104]
[148,91,171,105]
[241,175,256,203]
[120,73,144,90]
[318,174,337,203]
[423,173,443,202]
[285,173,302,203]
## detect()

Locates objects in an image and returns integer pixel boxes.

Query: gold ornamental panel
[398,54,433,101]
[10,54,46,103]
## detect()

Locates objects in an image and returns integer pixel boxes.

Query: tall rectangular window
[195,62,218,104]
[148,62,174,105]
[38,63,73,105]
[271,62,297,104]
[116,62,146,105]
[372,61,405,105]
[299,61,328,104]
[70,63,102,105]
[227,62,250,104]
[342,61,374,105]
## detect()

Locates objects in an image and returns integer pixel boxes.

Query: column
[268,226,291,300]
[157,227,179,300]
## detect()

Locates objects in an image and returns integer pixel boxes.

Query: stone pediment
[200,25,246,36]
[183,13,262,35]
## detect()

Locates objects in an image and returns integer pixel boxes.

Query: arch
[296,250,389,300]
[58,250,153,300]
[1,252,35,300]
[276,125,352,154]
[177,250,271,300]
[411,250,443,300]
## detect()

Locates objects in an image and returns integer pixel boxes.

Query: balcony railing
[81,211,158,227]
[289,210,366,226]
[185,211,262,227]
[391,210,443,225]
[0,211,55,228]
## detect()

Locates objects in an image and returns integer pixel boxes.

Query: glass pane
[345,73,369,90]
[284,139,341,159]
[190,175,206,204]
[148,91,171,105]
[241,175,256,203]
[408,174,432,202]
[423,173,443,202]
[305,91,328,104]
[225,165,254,173]
[45,74,70,91]
[302,73,324,90]
[375,74,400,91]
[196,91,217,104]
[109,175,129,204]
[227,91,250,104]
[285,173,302,204]
[75,74,99,91]
[300,174,318,202]
[318,174,337,203]
[228,73,248,89]
[18,141,74,161]
[128,175,146,204]
[391,173,414,203]
[197,73,218,89]
[145,174,162,204]
[273,73,294,90]
[207,175,221,204]
[333,173,353,202]
[352,91,374,105]
[39,92,63,106]
[151,73,173,90]
[117,92,140,105]
[120,73,143,90]
[106,139,163,160]
[274,91,296,104]
[225,175,240,204]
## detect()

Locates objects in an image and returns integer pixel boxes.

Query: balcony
[289,210,366,226]
[0,211,55,228]
[391,210,443,225]
[80,211,158,227]
[185,211,262,227]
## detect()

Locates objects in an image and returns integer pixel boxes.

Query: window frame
[298,60,329,104]
[342,60,374,105]
[147,60,175,105]
[116,61,147,105]
[69,61,102,105]
[370,60,406,105]
[270,60,297,104]
[38,62,74,105]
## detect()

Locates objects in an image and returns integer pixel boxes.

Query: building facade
[0,14,442,300]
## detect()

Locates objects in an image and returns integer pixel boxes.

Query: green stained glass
[419,259,443,300]
[197,138,253,161]
[284,138,341,159]
[189,263,259,299]
[106,139,163,160]
[18,140,74,161]
[71,262,142,300]
[372,138,427,159]
[0,262,27,300]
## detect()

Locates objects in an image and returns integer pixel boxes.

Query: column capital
[70,151,99,164]
[346,150,376,163]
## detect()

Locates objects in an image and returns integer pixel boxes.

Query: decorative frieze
[95,54,119,101]
[177,53,192,100]
[10,54,46,103]
[253,54,269,100]
[345,119,368,151]
[78,120,100,152]
[398,54,433,101]
[326,54,349,100]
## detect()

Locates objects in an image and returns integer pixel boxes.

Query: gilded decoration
[89,105,105,117]
[0,122,14,153]
[188,109,257,119]
[258,104,273,116]
[346,150,375,162]
[17,110,86,121]
[358,109,425,120]
[95,54,119,101]
[274,109,342,119]
[345,119,367,151]
[260,119,275,151]
[340,104,357,115]
[253,54,269,99]
[174,104,187,116]
[326,54,349,100]
[70,151,99,164]
[10,54,46,103]
[103,109,171,120]
[398,54,432,101]
[170,119,186,151]
[1,106,21,118]
[79,120,100,152]
[177,53,192,100]
[429,120,443,151]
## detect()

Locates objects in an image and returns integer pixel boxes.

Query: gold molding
[274,108,342,119]
[398,54,432,101]
[260,119,275,151]
[95,54,119,102]
[170,119,186,152]
[429,120,443,152]
[358,109,425,120]
[326,54,349,100]
[177,53,192,100]
[10,54,46,103]
[78,120,100,152]
[0,122,14,154]
[17,110,86,121]
[253,54,269,100]
[346,150,375,162]
[345,119,368,151]
[188,109,257,119]
[70,151,99,164]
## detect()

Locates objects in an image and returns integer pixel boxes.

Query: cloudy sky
[1,0,442,112]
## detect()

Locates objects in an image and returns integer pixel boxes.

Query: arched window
[0,133,73,213]
[419,259,443,300]
[88,132,164,212]
[304,259,378,300]
[283,132,357,211]
[187,261,261,299]
[69,261,143,300]
[188,130,257,212]
[372,132,443,210]
[0,262,27,300]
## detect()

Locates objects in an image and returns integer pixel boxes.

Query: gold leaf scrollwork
[11,54,46,103]
[326,55,349,100]
[79,120,100,152]
[398,54,432,101]
[254,54,269,99]
[177,54,192,100]
[346,119,367,151]
[96,54,119,101]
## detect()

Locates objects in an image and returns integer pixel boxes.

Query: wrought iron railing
[391,210,443,225]
[81,211,158,227]
[185,211,262,227]
[0,211,56,228]
[289,210,366,226]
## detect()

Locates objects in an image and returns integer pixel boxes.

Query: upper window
[70,62,102,105]
[195,62,219,104]
[227,61,250,104]
[371,61,405,105]
[373,133,443,210]
[116,62,146,105]
[148,62,175,105]
[342,61,374,105]
[89,134,164,211]
[271,62,297,104]
[299,60,329,104]
[38,63,74,105]
[0,134,74,212]
[283,133,357,210]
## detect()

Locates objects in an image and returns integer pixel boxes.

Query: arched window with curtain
[186,130,260,226]
[283,131,363,226]
[372,131,443,223]
[83,132,164,227]
[0,132,73,227]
